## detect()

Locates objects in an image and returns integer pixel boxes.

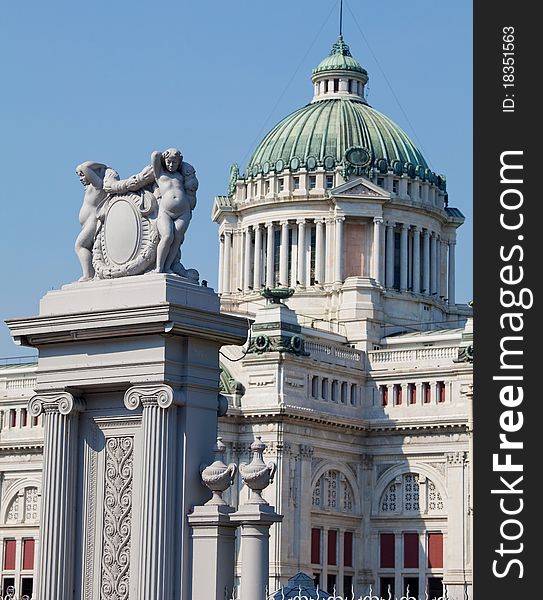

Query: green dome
[246,98,429,174]
[313,35,367,78]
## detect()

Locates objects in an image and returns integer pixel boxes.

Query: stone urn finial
[239,436,277,504]
[200,438,237,505]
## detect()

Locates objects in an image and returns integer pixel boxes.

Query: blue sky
[0,0,472,357]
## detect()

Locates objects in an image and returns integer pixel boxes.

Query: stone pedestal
[188,505,237,600]
[6,273,248,600]
[230,504,283,600]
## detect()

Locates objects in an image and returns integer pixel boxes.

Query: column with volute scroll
[28,392,85,600]
[124,384,179,599]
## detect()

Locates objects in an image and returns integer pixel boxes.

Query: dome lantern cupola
[311,35,369,103]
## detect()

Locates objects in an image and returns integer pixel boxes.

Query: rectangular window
[403,532,419,568]
[321,378,328,400]
[419,184,423,198]
[326,175,334,189]
[428,533,444,568]
[404,577,419,598]
[408,383,417,405]
[380,577,395,598]
[407,182,412,196]
[21,408,28,427]
[293,176,300,190]
[377,177,385,187]
[327,529,338,566]
[392,179,399,193]
[2,579,15,597]
[380,533,395,568]
[428,577,443,600]
[277,178,284,192]
[437,381,446,403]
[313,573,321,588]
[344,531,353,567]
[394,384,402,405]
[23,539,35,570]
[380,385,388,406]
[423,382,431,403]
[3,539,16,570]
[32,415,39,427]
[266,180,270,194]
[311,528,321,564]
[309,175,317,189]
[21,578,34,598]
[343,575,353,596]
[327,574,337,594]
[9,409,16,428]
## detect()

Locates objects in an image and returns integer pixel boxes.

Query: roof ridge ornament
[330,34,352,57]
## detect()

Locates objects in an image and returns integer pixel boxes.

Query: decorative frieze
[101,436,134,600]
[446,451,467,466]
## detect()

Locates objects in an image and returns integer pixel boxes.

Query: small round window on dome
[306,156,318,171]
[323,156,336,170]
[290,157,300,171]
[275,159,284,172]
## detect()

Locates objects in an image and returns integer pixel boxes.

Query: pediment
[331,176,390,199]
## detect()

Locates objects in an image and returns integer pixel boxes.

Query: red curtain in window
[311,528,321,564]
[381,386,388,406]
[395,385,402,405]
[424,383,431,403]
[4,539,16,570]
[403,533,419,568]
[428,533,444,568]
[409,384,416,404]
[344,531,353,567]
[438,382,446,403]
[23,539,35,570]
[328,529,337,566]
[380,533,395,568]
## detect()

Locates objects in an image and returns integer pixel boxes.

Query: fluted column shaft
[412,227,421,293]
[422,229,430,294]
[279,221,289,286]
[30,393,82,600]
[218,235,224,294]
[372,217,384,283]
[243,227,252,290]
[430,233,438,295]
[266,223,275,287]
[400,223,408,291]
[222,231,232,293]
[315,219,325,284]
[334,217,345,283]
[385,223,395,288]
[448,241,456,305]
[125,386,178,598]
[297,220,306,287]
[253,225,262,290]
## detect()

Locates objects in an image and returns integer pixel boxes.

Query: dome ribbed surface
[247,99,428,172]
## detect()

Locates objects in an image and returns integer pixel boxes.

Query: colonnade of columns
[381,221,456,303]
[219,218,456,305]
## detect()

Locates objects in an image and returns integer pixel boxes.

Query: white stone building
[0,34,473,600]
[212,35,473,600]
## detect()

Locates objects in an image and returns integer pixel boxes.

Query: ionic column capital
[124,384,179,410]
[296,218,306,226]
[253,222,262,231]
[412,224,421,233]
[373,216,384,225]
[400,222,409,231]
[29,392,85,417]
[335,215,346,223]
[448,239,456,247]
[280,220,290,228]
[386,221,396,228]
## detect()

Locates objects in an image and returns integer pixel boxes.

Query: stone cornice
[7,303,248,348]
[220,405,469,434]
[28,392,85,416]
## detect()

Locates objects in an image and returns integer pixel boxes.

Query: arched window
[380,473,443,515]
[312,470,354,513]
[5,487,39,525]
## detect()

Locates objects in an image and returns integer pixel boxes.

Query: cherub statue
[151,148,198,273]
[75,161,118,281]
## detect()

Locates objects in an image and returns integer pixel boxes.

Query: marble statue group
[75,148,199,281]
